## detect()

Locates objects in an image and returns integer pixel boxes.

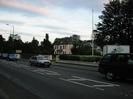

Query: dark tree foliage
[71,40,92,55]
[95,0,133,52]
[30,37,39,54]
[6,36,14,53]
[0,35,5,52]
[0,34,54,55]
[40,34,54,55]
[45,33,49,41]
[14,39,23,51]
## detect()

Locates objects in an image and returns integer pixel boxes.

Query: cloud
[0,0,108,42]
[0,0,48,16]
[34,24,69,31]
[0,20,24,25]
[37,0,108,11]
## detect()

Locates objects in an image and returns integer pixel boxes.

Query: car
[7,54,17,61]
[7,53,20,61]
[29,55,51,67]
[1,53,8,59]
[98,53,133,81]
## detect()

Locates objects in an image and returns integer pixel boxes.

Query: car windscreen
[102,55,112,62]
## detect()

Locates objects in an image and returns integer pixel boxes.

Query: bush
[59,55,102,62]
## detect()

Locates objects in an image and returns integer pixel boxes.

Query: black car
[98,53,133,80]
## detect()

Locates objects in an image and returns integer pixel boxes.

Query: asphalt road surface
[0,59,133,99]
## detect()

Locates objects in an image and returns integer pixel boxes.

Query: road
[0,59,133,99]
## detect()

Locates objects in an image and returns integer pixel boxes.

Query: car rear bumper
[39,62,51,66]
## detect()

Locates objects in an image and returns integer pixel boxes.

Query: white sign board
[103,45,130,55]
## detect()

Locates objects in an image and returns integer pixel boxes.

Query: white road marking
[59,78,104,91]
[93,85,117,87]
[32,69,61,76]
[72,76,120,87]
[59,75,120,91]
[46,72,61,75]
[66,78,87,81]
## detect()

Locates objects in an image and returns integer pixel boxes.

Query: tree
[14,37,23,51]
[22,37,39,54]
[95,0,133,52]
[40,34,54,55]
[71,40,92,55]
[122,0,133,51]
[23,42,31,54]
[0,35,5,52]
[45,33,49,41]
[29,37,39,54]
[6,35,14,53]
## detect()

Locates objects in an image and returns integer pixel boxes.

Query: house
[53,37,74,55]
[54,44,73,55]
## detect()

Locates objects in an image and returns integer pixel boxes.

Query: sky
[0,0,108,42]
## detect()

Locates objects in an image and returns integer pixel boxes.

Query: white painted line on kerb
[72,76,120,87]
[59,78,104,91]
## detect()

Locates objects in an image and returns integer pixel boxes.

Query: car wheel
[105,72,115,81]
[45,65,50,68]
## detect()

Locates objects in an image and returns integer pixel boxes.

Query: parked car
[98,53,133,81]
[7,53,20,61]
[29,55,51,67]
[1,53,8,59]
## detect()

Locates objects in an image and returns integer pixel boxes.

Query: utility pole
[91,9,94,56]
[6,24,15,53]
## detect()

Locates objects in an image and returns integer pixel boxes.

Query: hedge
[59,55,102,62]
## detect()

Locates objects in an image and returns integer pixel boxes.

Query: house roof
[53,37,73,45]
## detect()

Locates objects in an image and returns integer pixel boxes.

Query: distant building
[54,44,73,55]
[53,35,79,55]
[53,35,100,55]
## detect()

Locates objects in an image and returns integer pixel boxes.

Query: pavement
[56,60,99,67]
[54,60,99,71]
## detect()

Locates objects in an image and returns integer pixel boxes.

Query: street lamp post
[91,9,94,56]
[6,24,15,52]
[6,24,14,36]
